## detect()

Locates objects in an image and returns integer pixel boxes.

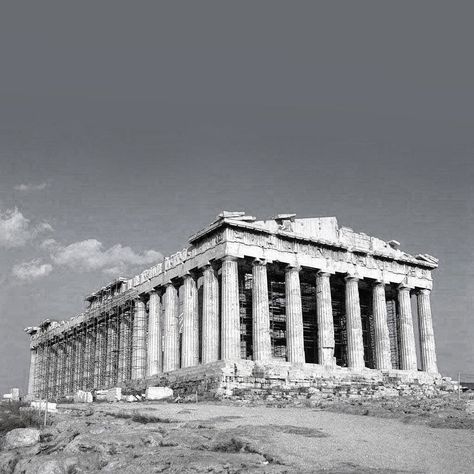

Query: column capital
[183,271,197,281]
[373,279,388,287]
[397,282,413,291]
[222,255,239,263]
[252,258,267,266]
[344,273,360,282]
[416,288,431,295]
[286,263,301,272]
[316,270,331,278]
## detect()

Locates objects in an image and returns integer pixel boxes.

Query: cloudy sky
[1,2,473,393]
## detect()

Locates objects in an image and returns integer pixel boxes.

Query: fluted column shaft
[221,256,241,360]
[106,320,115,386]
[118,313,132,382]
[285,266,305,363]
[345,276,365,369]
[147,291,161,376]
[398,286,418,371]
[93,325,103,388]
[252,260,271,361]
[182,275,199,368]
[417,289,438,373]
[64,337,71,394]
[131,299,147,379]
[316,271,335,366]
[372,282,392,370]
[202,264,220,363]
[27,349,37,398]
[163,283,180,371]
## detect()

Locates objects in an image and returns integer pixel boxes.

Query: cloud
[14,182,49,192]
[12,259,53,281]
[50,239,162,275]
[0,208,53,248]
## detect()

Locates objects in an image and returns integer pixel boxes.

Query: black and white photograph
[0,2,473,472]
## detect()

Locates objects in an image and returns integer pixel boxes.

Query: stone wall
[126,360,458,401]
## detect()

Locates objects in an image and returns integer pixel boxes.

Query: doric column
[93,323,103,388]
[345,275,365,369]
[221,256,241,360]
[316,271,335,366]
[77,330,86,390]
[35,345,44,398]
[252,259,271,361]
[106,319,115,387]
[417,289,438,373]
[372,282,392,370]
[86,326,96,390]
[82,327,91,390]
[118,310,132,382]
[202,263,220,363]
[285,265,305,363]
[131,298,147,379]
[147,290,161,376]
[163,283,180,371]
[398,284,418,371]
[64,331,76,394]
[182,274,199,368]
[27,348,37,398]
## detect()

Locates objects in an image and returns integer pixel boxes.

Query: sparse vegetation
[0,401,44,437]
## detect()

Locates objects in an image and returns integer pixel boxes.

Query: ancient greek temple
[25,212,442,401]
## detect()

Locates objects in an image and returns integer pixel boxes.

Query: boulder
[106,387,121,402]
[145,387,173,401]
[3,428,40,449]
[123,395,138,402]
[73,390,93,403]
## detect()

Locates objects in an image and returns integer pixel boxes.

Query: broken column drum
[25,212,442,400]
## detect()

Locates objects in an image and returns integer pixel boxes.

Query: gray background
[0,1,472,393]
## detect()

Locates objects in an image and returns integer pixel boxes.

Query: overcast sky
[1,2,473,394]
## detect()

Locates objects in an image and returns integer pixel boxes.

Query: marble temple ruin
[25,212,451,401]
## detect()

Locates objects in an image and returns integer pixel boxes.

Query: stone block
[10,388,20,401]
[106,387,122,402]
[74,390,93,403]
[30,401,57,412]
[145,386,173,400]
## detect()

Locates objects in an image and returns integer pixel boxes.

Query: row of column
[130,257,438,379]
[28,257,438,397]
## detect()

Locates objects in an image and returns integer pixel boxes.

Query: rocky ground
[1,394,473,473]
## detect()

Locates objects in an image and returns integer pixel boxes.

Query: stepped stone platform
[126,360,458,401]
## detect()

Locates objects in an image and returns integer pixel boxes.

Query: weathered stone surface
[105,387,121,402]
[95,390,108,401]
[13,456,78,474]
[0,452,18,474]
[145,386,173,400]
[123,395,139,402]
[3,428,40,449]
[73,390,93,403]
[10,388,20,401]
[30,401,57,412]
